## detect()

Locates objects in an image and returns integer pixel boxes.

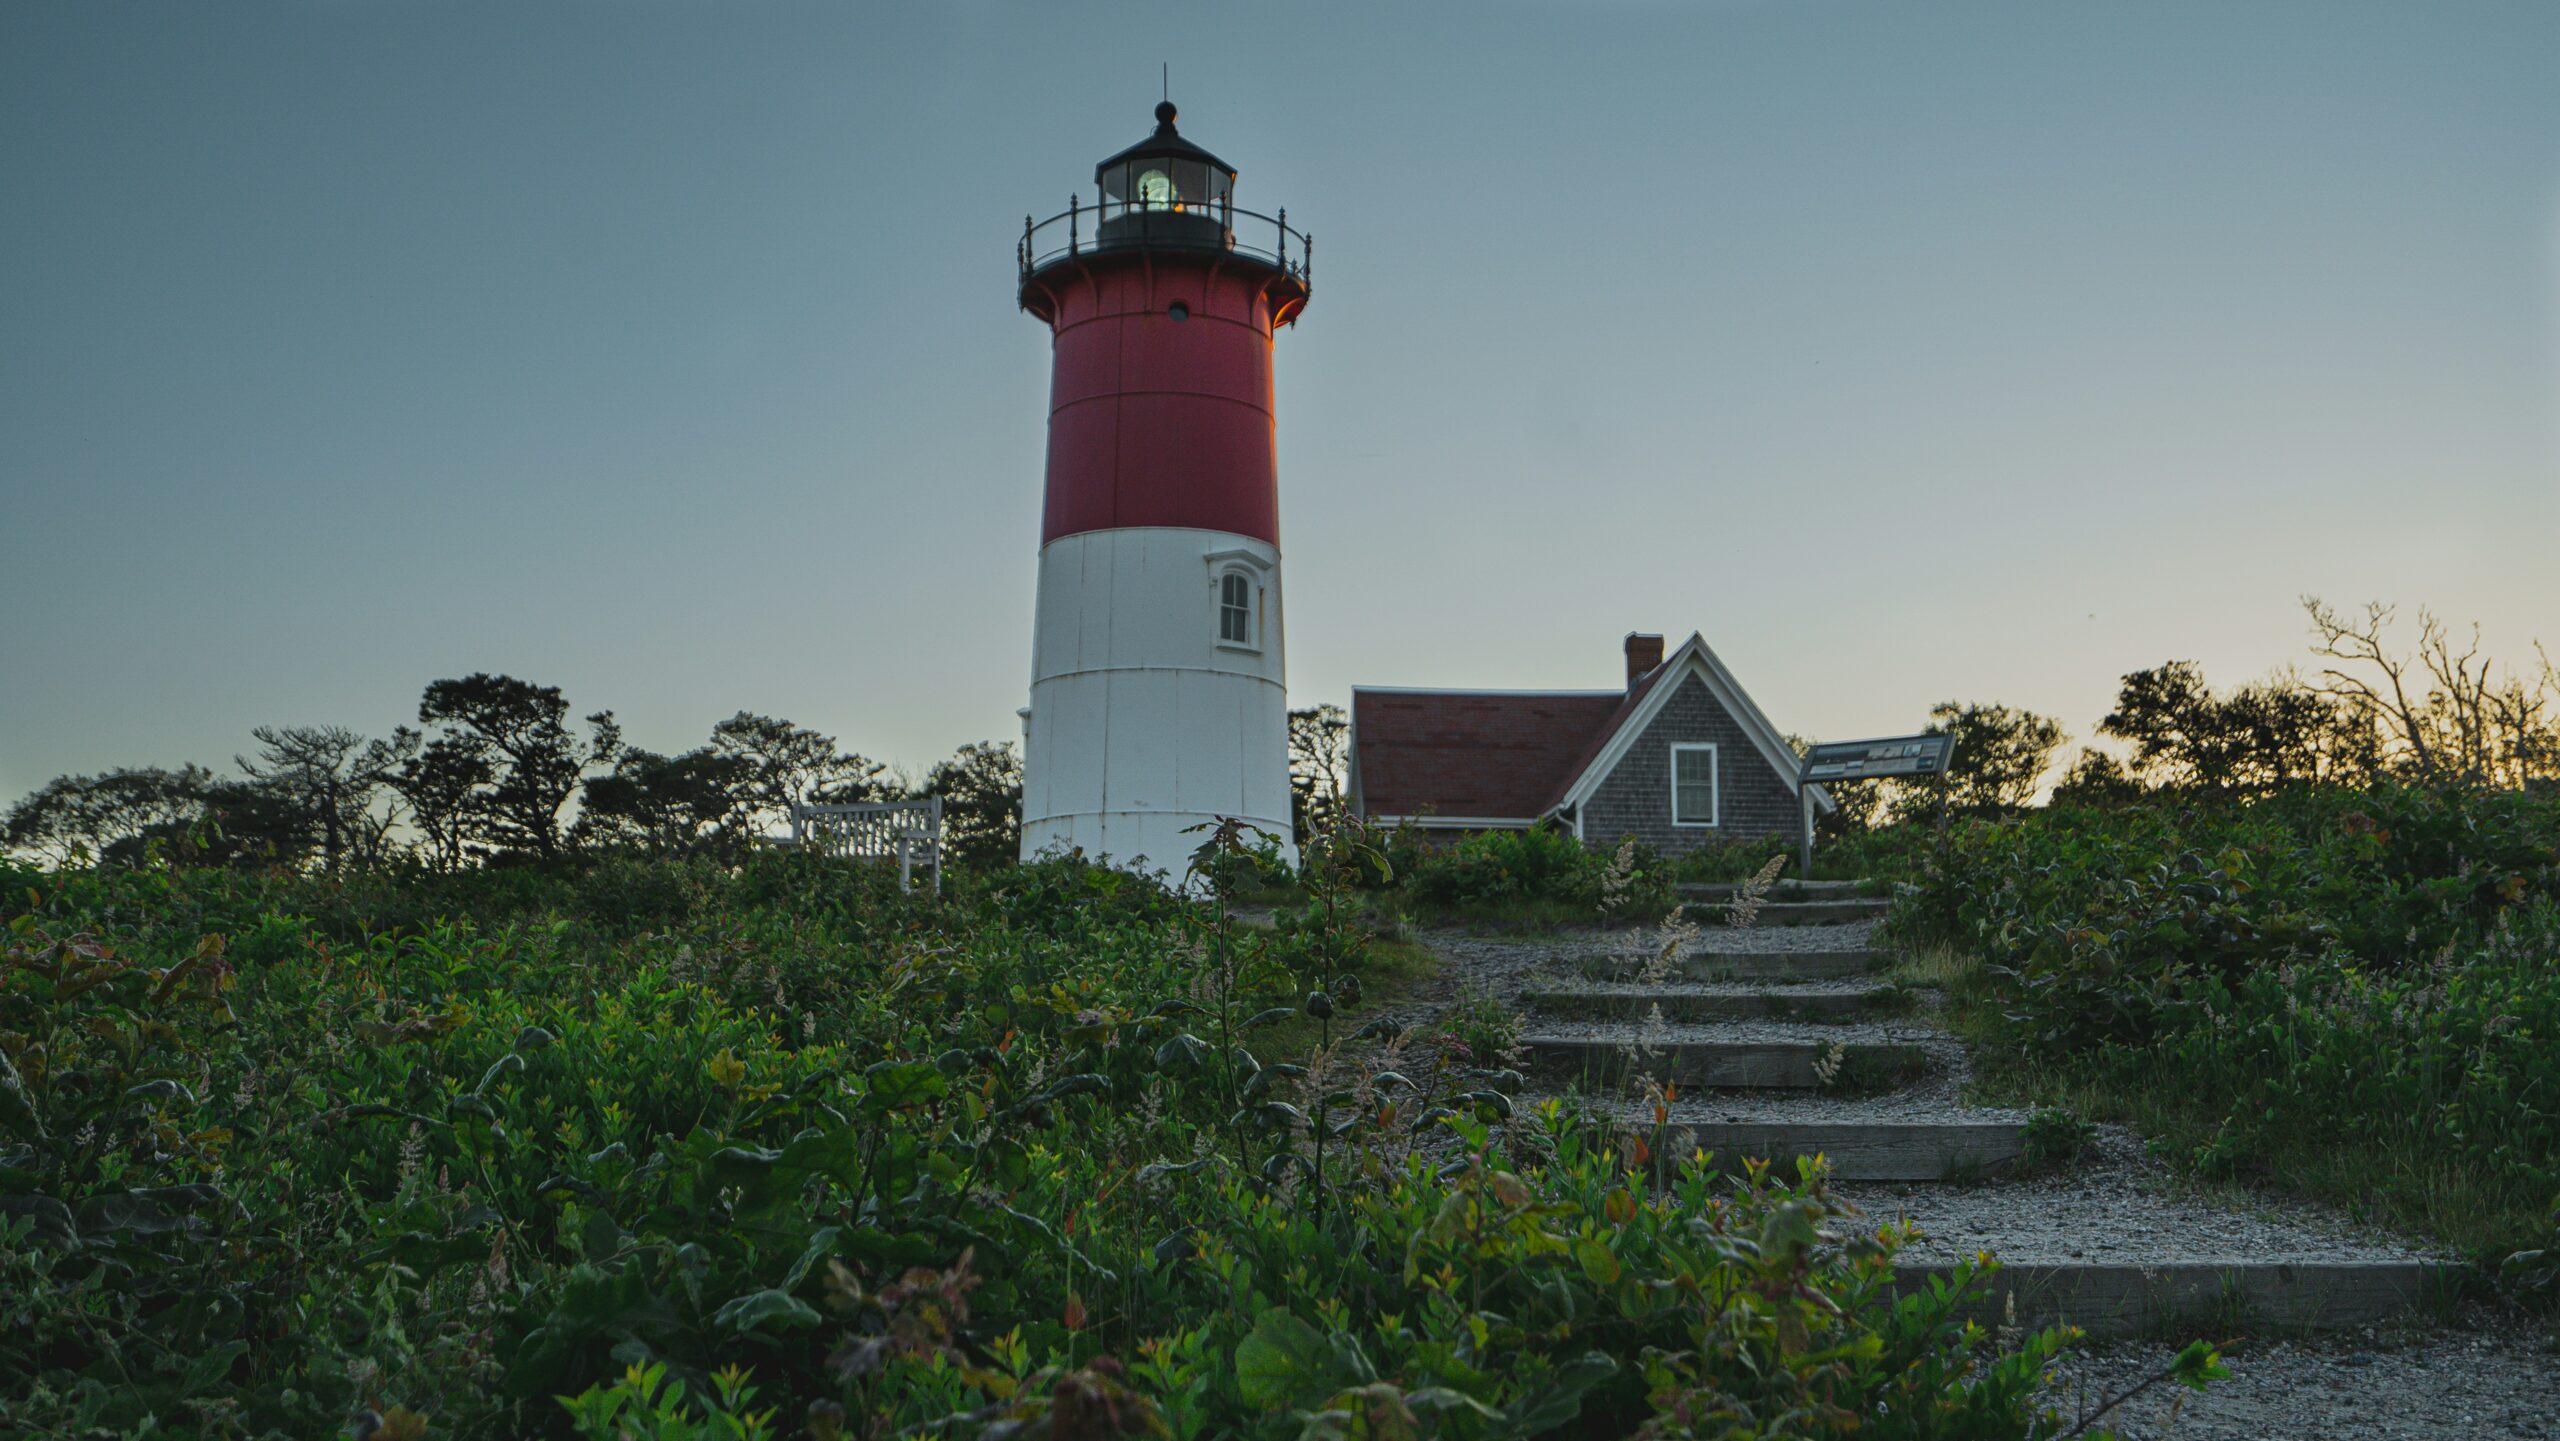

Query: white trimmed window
[1218,570,1255,647]
[1670,743,1719,827]
[1205,547,1271,653]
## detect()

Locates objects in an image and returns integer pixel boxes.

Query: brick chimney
[1623,632,1664,688]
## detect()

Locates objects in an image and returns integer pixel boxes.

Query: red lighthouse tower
[1014,101,1313,872]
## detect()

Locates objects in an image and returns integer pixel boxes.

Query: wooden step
[1522,986,1900,1022]
[1683,897,1892,926]
[1579,949,1890,983]
[1895,1260,2457,1338]
[1524,1036,1930,1091]
[1675,879,1870,901]
[1645,1120,2022,1181]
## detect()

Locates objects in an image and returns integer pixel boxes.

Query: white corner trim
[1550,633,1836,818]
[1668,742,1720,827]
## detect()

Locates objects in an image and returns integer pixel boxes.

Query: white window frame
[1669,743,1719,828]
[1205,549,1270,655]
[1216,569,1256,649]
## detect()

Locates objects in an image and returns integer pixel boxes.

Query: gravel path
[2040,1317,2560,1439]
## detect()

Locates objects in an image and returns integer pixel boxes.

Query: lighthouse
[1014,101,1312,873]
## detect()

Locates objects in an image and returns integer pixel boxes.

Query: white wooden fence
[788,798,944,894]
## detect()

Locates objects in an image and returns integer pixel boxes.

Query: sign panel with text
[1801,734,1956,783]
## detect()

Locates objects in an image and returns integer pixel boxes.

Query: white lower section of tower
[1020,526,1296,878]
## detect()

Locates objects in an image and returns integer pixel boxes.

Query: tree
[575,746,755,856]
[3,765,214,865]
[920,741,1021,870]
[707,712,888,835]
[234,725,417,871]
[2099,661,2374,798]
[388,730,494,872]
[1906,701,2066,821]
[1288,704,1350,840]
[415,675,620,861]
[2047,747,2145,809]
[2305,598,2558,789]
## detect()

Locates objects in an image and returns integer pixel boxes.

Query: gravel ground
[1839,1127,2450,1265]
[2039,1315,2560,1439]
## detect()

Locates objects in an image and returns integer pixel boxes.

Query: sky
[4,1,2557,804]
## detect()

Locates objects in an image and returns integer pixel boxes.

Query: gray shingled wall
[1576,674,1802,853]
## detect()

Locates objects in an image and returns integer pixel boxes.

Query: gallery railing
[1019,197,1310,289]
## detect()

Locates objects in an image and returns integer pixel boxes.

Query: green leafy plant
[2019,1108,2097,1176]
[0,844,2128,1437]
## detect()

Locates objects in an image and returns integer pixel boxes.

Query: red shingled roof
[1540,662,1672,811]
[1351,686,1637,822]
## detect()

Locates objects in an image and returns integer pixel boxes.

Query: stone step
[1644,1119,2023,1181]
[1521,986,1901,1023]
[1844,1162,2458,1337]
[1674,879,1870,901]
[1723,1122,2017,1180]
[1681,897,1892,926]
[1894,1261,2455,1338]
[1524,1035,1931,1091]
[1579,949,1890,983]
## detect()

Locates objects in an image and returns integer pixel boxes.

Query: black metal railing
[1019,195,1311,288]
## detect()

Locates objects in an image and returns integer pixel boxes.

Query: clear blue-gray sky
[5,1,2556,802]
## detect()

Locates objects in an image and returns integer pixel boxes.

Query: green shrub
[0,847,2112,1437]
[2018,1108,2097,1175]
[1893,782,2560,1255]
[1400,824,1672,921]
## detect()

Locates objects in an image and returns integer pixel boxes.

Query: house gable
[1571,673,1804,848]
[1548,633,1830,850]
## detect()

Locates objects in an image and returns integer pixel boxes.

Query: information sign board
[1801,734,1957,783]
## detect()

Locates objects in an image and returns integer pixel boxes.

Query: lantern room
[1097,101,1235,223]
[1018,101,1310,328]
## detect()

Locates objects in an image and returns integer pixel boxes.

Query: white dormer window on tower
[1206,549,1270,653]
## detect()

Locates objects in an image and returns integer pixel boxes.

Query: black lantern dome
[1094,102,1236,216]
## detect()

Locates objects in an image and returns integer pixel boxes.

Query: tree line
[1824,598,2558,827]
[10,598,2549,871]
[3,673,1026,870]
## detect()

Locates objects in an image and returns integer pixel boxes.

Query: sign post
[1795,734,1958,879]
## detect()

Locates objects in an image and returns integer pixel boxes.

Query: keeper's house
[1347,633,1832,853]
